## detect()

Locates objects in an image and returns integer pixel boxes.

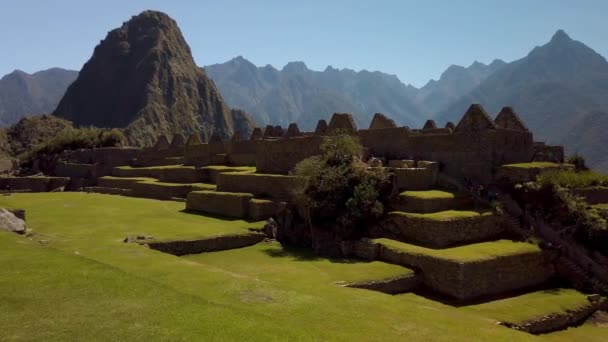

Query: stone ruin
[315,120,328,135]
[422,120,437,130]
[153,135,170,149]
[328,113,357,132]
[495,106,529,131]
[285,123,301,138]
[170,134,185,148]
[186,133,202,146]
[455,104,497,132]
[250,127,263,140]
[369,113,397,130]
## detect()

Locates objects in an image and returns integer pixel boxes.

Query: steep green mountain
[435,30,608,170]
[53,11,254,146]
[0,68,77,126]
[415,60,506,114]
[205,57,422,130]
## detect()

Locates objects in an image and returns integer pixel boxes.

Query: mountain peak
[550,29,572,43]
[282,61,309,73]
[53,11,254,146]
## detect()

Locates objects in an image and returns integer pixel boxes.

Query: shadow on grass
[263,244,364,264]
[412,280,565,308]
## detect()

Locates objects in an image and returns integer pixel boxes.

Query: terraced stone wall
[130,182,194,200]
[55,161,99,178]
[186,191,253,218]
[377,243,556,300]
[371,214,502,248]
[216,173,303,199]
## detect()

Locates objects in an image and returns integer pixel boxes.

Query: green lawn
[389,210,490,221]
[399,190,455,199]
[374,238,543,262]
[0,193,606,341]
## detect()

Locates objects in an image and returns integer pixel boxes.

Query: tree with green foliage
[292,131,391,240]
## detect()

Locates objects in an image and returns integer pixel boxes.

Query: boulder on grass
[0,208,27,234]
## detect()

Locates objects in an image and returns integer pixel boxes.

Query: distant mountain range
[0,68,77,126]
[435,30,608,171]
[1,27,608,170]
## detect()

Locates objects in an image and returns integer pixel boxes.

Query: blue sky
[0,0,606,87]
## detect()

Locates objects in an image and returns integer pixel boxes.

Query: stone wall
[392,163,438,190]
[186,191,253,218]
[130,182,195,200]
[371,213,503,248]
[157,167,203,183]
[216,173,303,199]
[533,143,565,163]
[0,177,69,192]
[358,128,533,183]
[249,199,286,221]
[375,242,556,300]
[147,232,266,256]
[55,161,99,179]
[255,136,323,174]
[501,297,607,334]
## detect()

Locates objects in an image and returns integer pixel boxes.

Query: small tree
[292,131,391,239]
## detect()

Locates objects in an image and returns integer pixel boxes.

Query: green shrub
[292,131,391,239]
[537,169,608,189]
[21,127,127,165]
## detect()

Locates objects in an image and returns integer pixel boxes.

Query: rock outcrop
[53,10,254,146]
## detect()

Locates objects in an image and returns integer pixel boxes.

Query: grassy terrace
[399,190,456,199]
[115,164,194,170]
[100,176,216,190]
[201,165,256,172]
[374,238,543,262]
[389,210,491,221]
[183,241,414,287]
[458,288,592,324]
[501,162,561,169]
[0,193,605,340]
